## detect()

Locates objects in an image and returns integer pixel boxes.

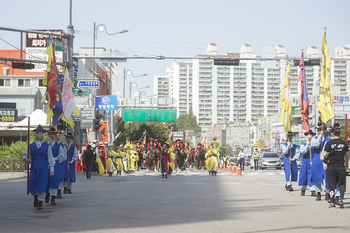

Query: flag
[52,74,64,126]
[297,52,310,131]
[201,134,206,148]
[317,30,335,123]
[279,61,293,132]
[139,131,146,145]
[61,67,81,128]
[43,42,58,110]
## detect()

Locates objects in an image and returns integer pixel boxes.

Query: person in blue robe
[23,125,55,210]
[63,132,78,194]
[282,131,300,191]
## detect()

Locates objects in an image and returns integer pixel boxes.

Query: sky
[1,0,350,98]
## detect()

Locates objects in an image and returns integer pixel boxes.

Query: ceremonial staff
[26,117,30,194]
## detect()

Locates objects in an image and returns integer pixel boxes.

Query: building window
[38,79,44,87]
[0,79,11,87]
[18,79,30,87]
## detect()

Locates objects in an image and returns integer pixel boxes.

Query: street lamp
[129,82,150,99]
[92,22,128,140]
[123,69,147,99]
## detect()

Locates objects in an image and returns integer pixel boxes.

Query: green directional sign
[123,109,177,122]
[47,39,64,51]
[73,88,90,96]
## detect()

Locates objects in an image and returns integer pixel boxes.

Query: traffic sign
[73,88,91,96]
[77,81,99,89]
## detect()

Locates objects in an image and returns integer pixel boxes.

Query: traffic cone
[236,163,242,177]
[232,162,236,173]
[223,163,226,171]
[228,163,232,172]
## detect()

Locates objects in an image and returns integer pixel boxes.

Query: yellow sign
[259,144,263,147]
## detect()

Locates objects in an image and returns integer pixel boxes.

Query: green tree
[176,108,201,133]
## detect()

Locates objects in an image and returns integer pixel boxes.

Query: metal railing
[0,157,26,172]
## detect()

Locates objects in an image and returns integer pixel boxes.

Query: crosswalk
[125,169,286,177]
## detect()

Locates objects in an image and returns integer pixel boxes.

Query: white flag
[61,67,76,120]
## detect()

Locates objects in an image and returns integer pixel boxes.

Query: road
[1,167,350,233]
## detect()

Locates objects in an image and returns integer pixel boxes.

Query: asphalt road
[1,167,350,233]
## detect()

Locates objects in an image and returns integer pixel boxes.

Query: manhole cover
[9,216,50,219]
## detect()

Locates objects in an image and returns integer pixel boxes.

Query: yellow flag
[279,61,293,133]
[317,31,335,123]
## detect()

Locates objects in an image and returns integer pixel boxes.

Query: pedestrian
[82,145,95,179]
[63,132,78,194]
[238,148,246,171]
[298,130,315,197]
[23,125,55,210]
[282,131,299,191]
[45,127,65,205]
[322,122,350,208]
[253,148,259,170]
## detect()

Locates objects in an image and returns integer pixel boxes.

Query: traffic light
[293,58,320,66]
[213,58,239,66]
[93,119,101,131]
[12,62,35,69]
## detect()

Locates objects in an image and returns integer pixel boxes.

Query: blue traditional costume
[63,133,78,194]
[23,125,55,210]
[282,131,299,191]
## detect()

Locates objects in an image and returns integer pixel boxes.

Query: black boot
[162,173,164,178]
[335,196,340,205]
[63,187,68,194]
[57,190,62,199]
[68,189,72,194]
[325,192,330,203]
[301,190,305,196]
[285,184,288,191]
[37,201,43,210]
[33,196,38,207]
[45,193,50,203]
[214,171,217,176]
[51,196,56,205]
[311,191,316,196]
[165,174,168,179]
[316,192,321,201]
[288,185,293,191]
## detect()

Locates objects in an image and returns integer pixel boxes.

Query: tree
[176,108,201,133]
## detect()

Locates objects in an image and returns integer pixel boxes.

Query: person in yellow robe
[205,141,220,176]
[106,146,118,177]
[166,141,175,175]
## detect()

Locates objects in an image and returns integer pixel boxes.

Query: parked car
[259,152,282,170]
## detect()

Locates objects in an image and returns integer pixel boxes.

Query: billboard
[25,29,64,72]
[123,109,177,122]
[95,95,117,111]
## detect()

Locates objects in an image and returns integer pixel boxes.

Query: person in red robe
[160,143,171,178]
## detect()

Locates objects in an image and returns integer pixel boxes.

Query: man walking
[82,145,95,179]
[282,131,300,191]
[323,123,350,208]
[63,133,78,194]
[238,148,246,171]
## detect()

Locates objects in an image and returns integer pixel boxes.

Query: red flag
[297,52,310,131]
[44,42,58,109]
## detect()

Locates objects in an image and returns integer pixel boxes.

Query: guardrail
[0,157,26,172]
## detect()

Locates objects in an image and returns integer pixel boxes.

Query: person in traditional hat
[298,130,316,197]
[63,132,78,194]
[160,143,171,178]
[135,141,143,151]
[147,138,156,151]
[23,125,55,210]
[57,131,67,199]
[309,122,327,200]
[44,127,65,205]
[174,139,182,150]
[154,139,162,153]
[98,143,108,174]
[196,142,205,152]
[282,131,300,191]
[205,141,220,176]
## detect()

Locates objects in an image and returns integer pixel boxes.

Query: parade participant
[310,122,326,201]
[253,148,259,171]
[57,131,67,199]
[298,130,315,197]
[238,148,246,171]
[147,138,155,151]
[82,145,95,179]
[174,139,182,150]
[98,143,108,174]
[135,141,143,151]
[45,127,65,205]
[160,143,171,178]
[323,122,350,208]
[63,132,78,194]
[282,131,300,191]
[154,139,162,152]
[23,125,55,210]
[205,141,220,176]
[114,146,124,175]
[106,145,117,177]
[196,142,205,152]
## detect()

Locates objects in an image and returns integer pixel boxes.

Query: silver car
[259,152,282,170]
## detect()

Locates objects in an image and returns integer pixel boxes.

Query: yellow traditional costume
[205,142,220,176]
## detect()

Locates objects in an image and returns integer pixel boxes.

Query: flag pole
[27,117,30,194]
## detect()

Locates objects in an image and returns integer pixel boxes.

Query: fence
[0,156,26,172]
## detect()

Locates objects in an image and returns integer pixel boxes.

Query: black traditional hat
[162,143,169,148]
[48,127,58,134]
[316,121,327,131]
[286,131,294,138]
[33,124,47,133]
[304,130,316,136]
[65,132,74,139]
